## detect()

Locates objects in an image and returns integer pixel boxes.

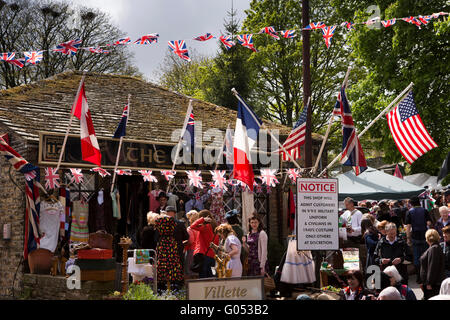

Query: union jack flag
[86,47,110,54]
[45,167,60,190]
[210,170,228,191]
[402,16,422,28]
[193,33,214,41]
[259,26,280,40]
[287,168,301,184]
[364,18,379,25]
[23,51,44,64]
[91,167,111,178]
[7,58,25,69]
[111,37,131,46]
[53,39,82,56]
[138,170,158,183]
[219,35,236,50]
[334,87,367,175]
[0,52,15,61]
[304,22,326,30]
[381,19,396,28]
[115,169,132,176]
[237,34,257,52]
[187,170,203,189]
[417,15,432,25]
[321,26,337,49]
[161,170,176,181]
[69,168,84,184]
[134,34,159,45]
[259,169,279,187]
[432,12,447,19]
[340,21,355,30]
[168,40,191,62]
[280,30,296,38]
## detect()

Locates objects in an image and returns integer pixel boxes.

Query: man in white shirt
[340,197,363,247]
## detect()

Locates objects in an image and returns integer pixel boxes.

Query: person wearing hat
[165,205,189,277]
[225,209,248,275]
[156,192,168,214]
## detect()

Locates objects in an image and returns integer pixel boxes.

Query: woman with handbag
[245,216,269,276]
[190,210,219,278]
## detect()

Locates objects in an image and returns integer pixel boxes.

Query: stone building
[0,71,326,298]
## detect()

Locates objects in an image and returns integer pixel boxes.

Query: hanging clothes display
[88,189,113,234]
[167,192,179,211]
[209,188,225,224]
[111,187,121,220]
[39,199,64,252]
[241,190,255,234]
[280,239,316,284]
[59,187,71,241]
[70,200,89,243]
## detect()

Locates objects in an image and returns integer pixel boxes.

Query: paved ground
[408,276,424,300]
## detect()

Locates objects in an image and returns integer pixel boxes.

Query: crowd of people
[138,202,269,292]
[333,188,450,300]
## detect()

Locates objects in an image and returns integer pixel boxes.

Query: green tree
[331,0,450,174]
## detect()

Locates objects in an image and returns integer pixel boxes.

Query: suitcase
[77,248,113,260]
[75,258,116,270]
[80,269,116,281]
[88,230,113,249]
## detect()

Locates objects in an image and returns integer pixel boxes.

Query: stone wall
[0,126,28,298]
[22,274,115,300]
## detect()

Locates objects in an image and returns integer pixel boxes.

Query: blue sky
[68,0,251,81]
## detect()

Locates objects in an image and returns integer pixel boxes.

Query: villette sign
[186,277,264,300]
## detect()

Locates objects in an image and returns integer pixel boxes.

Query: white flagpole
[231,88,302,170]
[55,73,86,173]
[318,81,414,177]
[312,66,351,175]
[167,99,193,193]
[111,94,131,193]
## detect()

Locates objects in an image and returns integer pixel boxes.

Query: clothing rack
[128,249,158,293]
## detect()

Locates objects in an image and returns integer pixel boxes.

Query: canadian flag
[72,79,102,167]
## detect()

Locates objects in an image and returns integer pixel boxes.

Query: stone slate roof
[0,71,321,146]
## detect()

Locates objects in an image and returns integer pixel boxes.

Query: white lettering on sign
[297,178,339,250]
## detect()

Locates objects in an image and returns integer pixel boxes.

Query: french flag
[232,91,262,191]
[72,79,102,167]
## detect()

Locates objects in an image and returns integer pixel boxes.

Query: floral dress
[247,231,269,276]
[210,189,225,224]
[155,216,183,282]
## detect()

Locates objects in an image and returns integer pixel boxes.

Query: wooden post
[119,237,131,295]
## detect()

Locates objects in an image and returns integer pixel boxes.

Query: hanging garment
[70,200,89,243]
[88,190,113,234]
[281,239,316,284]
[39,200,64,252]
[155,216,183,282]
[241,190,255,234]
[210,189,225,224]
[111,187,121,220]
[167,193,179,210]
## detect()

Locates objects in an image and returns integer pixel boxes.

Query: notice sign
[186,277,264,300]
[296,178,339,250]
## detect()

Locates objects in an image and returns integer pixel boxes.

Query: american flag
[193,33,214,41]
[259,26,280,40]
[161,170,176,181]
[219,35,236,50]
[304,22,326,30]
[210,170,228,191]
[134,34,159,45]
[386,91,437,164]
[237,34,257,52]
[322,26,337,48]
[138,170,158,183]
[45,167,60,190]
[259,169,279,187]
[53,39,82,56]
[91,167,111,178]
[280,103,308,161]
[168,40,191,62]
[69,168,84,184]
[7,58,25,69]
[381,19,396,28]
[280,30,296,38]
[334,87,367,175]
[187,170,203,189]
[0,52,15,61]
[24,51,44,64]
[402,16,422,28]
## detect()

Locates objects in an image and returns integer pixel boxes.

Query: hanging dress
[210,189,226,224]
[280,239,316,284]
[155,216,183,282]
[39,200,64,252]
[70,200,89,243]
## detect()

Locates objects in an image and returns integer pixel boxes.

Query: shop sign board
[296,178,339,251]
[186,277,264,300]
